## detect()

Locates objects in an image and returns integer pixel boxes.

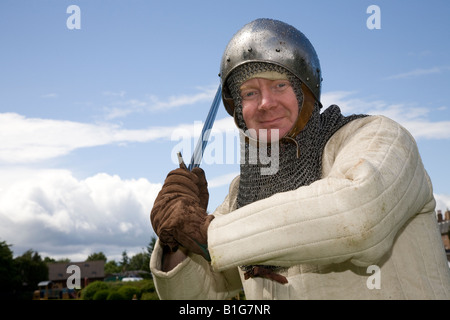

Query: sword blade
[188,84,222,171]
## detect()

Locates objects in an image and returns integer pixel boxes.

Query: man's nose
[258,88,277,111]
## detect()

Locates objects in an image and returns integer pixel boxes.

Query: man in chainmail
[227,62,364,207]
[227,61,366,281]
[149,19,450,299]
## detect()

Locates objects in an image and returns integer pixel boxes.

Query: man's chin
[248,128,281,143]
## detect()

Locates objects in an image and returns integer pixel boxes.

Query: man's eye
[242,91,256,99]
[275,82,288,89]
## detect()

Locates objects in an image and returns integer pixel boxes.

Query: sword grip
[177,152,188,170]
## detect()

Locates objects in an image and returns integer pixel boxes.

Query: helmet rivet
[316,84,319,87]
[306,77,310,81]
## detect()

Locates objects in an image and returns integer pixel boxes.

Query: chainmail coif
[226,62,367,278]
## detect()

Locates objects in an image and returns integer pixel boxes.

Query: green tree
[120,250,129,271]
[145,236,157,269]
[104,260,121,275]
[148,236,156,256]
[87,252,107,262]
[14,249,48,293]
[129,252,147,271]
[43,256,56,263]
[0,240,20,297]
[128,236,157,273]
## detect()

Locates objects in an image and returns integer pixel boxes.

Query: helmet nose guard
[219,18,322,116]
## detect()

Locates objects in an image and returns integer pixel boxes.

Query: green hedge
[81,281,109,300]
[80,279,159,300]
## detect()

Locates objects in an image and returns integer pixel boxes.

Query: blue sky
[1,0,449,262]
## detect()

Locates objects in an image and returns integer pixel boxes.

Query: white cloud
[41,93,58,99]
[104,85,217,119]
[210,117,235,132]
[385,66,450,80]
[148,89,216,111]
[0,168,161,261]
[0,113,178,163]
[0,111,238,165]
[435,194,450,212]
[102,90,126,98]
[321,91,450,140]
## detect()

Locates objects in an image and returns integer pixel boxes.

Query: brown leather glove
[150,167,214,261]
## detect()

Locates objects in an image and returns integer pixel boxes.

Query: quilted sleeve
[150,238,242,300]
[208,116,435,271]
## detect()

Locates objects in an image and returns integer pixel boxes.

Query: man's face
[240,78,298,142]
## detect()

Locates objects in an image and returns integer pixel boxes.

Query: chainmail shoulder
[236,103,367,208]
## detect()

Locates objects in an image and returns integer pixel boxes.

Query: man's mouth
[260,117,284,126]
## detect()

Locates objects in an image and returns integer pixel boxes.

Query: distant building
[47,260,105,289]
[436,209,450,262]
[34,260,105,299]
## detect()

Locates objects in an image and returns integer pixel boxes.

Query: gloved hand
[150,167,214,261]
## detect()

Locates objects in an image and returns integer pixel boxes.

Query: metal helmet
[220,18,322,116]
